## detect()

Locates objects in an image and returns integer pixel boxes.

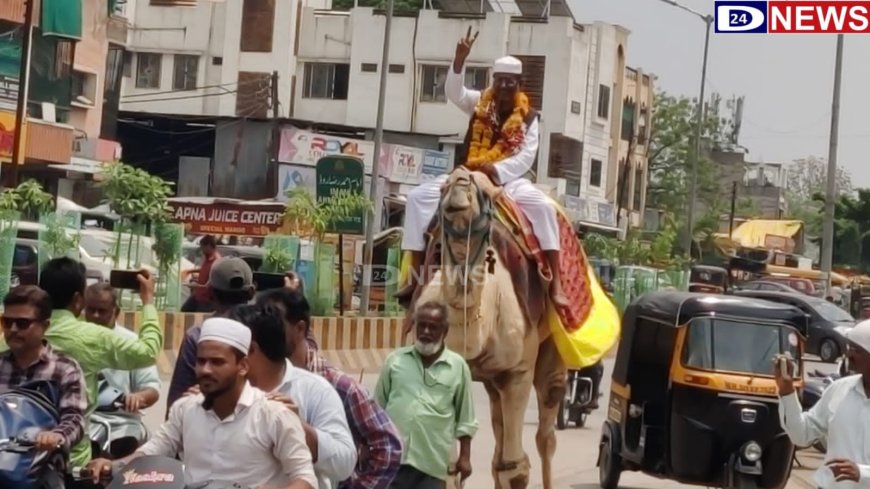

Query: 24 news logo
[715,1,870,33]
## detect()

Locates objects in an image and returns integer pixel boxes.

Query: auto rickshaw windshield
[681,317,800,376]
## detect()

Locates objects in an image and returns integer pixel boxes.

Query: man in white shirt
[84,283,161,412]
[395,28,569,310]
[229,304,356,488]
[86,317,317,489]
[775,320,870,488]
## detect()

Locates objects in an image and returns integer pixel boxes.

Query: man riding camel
[396,28,569,310]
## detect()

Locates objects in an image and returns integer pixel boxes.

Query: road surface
[142,357,834,489]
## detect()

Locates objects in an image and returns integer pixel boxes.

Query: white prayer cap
[493,56,522,76]
[837,320,870,354]
[199,317,251,355]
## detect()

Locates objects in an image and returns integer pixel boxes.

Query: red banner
[169,201,285,237]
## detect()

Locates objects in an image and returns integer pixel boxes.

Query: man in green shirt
[38,258,164,469]
[375,301,478,489]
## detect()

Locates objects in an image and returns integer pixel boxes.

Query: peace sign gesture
[454,26,479,72]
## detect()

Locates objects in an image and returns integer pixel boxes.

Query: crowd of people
[0,242,480,489]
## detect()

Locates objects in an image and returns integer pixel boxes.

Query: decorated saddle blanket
[419,192,594,332]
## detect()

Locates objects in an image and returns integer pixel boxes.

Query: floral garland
[466,88,531,170]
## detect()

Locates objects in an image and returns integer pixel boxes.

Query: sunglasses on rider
[0,316,41,330]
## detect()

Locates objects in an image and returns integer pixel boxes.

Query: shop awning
[42,0,83,40]
[48,157,105,175]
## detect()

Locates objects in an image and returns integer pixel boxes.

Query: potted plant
[283,188,371,314]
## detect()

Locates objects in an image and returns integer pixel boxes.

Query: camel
[409,167,567,489]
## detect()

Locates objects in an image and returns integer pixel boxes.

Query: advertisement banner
[278,126,376,174]
[0,110,24,164]
[315,156,365,235]
[421,149,450,182]
[276,164,317,201]
[169,201,285,237]
[385,144,423,184]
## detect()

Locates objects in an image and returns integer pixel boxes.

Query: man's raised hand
[453,26,479,72]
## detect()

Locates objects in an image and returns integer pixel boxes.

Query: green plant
[284,188,373,241]
[41,214,80,260]
[0,179,53,215]
[152,223,183,310]
[262,246,293,273]
[101,162,173,268]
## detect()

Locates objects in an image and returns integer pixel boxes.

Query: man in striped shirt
[257,287,403,489]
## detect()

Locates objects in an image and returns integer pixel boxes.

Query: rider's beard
[415,339,443,357]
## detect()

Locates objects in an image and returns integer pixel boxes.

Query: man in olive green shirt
[375,301,478,489]
[37,258,163,469]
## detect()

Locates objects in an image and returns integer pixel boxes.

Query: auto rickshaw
[688,265,729,293]
[598,292,806,489]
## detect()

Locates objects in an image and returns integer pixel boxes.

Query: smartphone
[110,270,142,290]
[253,272,286,291]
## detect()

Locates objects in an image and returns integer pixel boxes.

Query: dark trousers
[390,465,446,489]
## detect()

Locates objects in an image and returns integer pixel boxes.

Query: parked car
[758,276,817,296]
[11,237,104,287]
[733,290,853,362]
[739,280,802,294]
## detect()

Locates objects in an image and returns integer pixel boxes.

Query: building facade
[0,0,123,203]
[118,3,656,232]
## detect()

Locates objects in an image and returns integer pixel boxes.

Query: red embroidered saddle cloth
[419,193,593,331]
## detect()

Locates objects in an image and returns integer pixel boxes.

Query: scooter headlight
[742,441,762,462]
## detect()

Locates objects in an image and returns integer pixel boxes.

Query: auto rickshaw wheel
[577,412,588,428]
[734,473,758,489]
[556,398,569,430]
[598,433,622,489]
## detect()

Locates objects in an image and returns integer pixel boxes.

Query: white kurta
[401,63,560,251]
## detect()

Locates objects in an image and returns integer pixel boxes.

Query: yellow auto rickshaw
[599,291,806,489]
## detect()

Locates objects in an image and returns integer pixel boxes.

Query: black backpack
[0,379,63,489]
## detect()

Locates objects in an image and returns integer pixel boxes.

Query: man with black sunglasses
[0,285,87,456]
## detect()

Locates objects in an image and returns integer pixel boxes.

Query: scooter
[555,362,603,430]
[73,455,251,489]
[0,427,66,489]
[89,381,149,460]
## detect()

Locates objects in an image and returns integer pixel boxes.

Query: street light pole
[821,34,844,297]
[682,15,712,257]
[360,0,394,315]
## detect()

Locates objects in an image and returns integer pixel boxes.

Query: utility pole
[728,181,737,238]
[8,0,36,185]
[360,0,393,315]
[821,34,844,298]
[682,15,712,258]
[268,70,280,197]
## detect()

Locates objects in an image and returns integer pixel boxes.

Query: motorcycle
[555,362,602,430]
[800,356,848,453]
[89,381,149,460]
[73,455,251,489]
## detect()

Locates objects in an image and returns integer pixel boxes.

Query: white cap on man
[199,317,251,354]
[493,56,522,76]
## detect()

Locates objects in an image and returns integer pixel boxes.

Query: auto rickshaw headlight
[742,441,762,462]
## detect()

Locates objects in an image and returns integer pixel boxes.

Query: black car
[733,290,853,362]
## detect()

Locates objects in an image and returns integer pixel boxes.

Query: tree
[816,189,870,269]
[784,155,853,239]
[645,91,739,252]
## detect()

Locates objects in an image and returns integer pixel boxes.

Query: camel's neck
[440,233,490,312]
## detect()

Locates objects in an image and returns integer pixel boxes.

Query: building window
[637,107,649,145]
[420,65,448,103]
[589,159,602,187]
[597,84,610,119]
[388,64,405,74]
[302,62,349,100]
[212,56,223,66]
[240,0,275,52]
[633,165,645,211]
[173,54,199,91]
[71,70,97,106]
[122,51,132,77]
[465,67,488,91]
[621,101,635,142]
[361,63,377,73]
[135,53,161,89]
[565,180,580,197]
[571,101,581,114]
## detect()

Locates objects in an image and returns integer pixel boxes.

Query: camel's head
[440,167,488,233]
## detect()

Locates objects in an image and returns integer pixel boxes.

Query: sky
[569,0,870,188]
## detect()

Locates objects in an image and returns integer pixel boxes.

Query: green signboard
[315,155,365,235]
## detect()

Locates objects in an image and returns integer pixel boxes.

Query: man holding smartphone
[26,257,163,476]
[775,320,870,488]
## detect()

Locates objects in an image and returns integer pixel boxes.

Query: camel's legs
[494,369,535,489]
[533,336,567,489]
[484,380,505,489]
